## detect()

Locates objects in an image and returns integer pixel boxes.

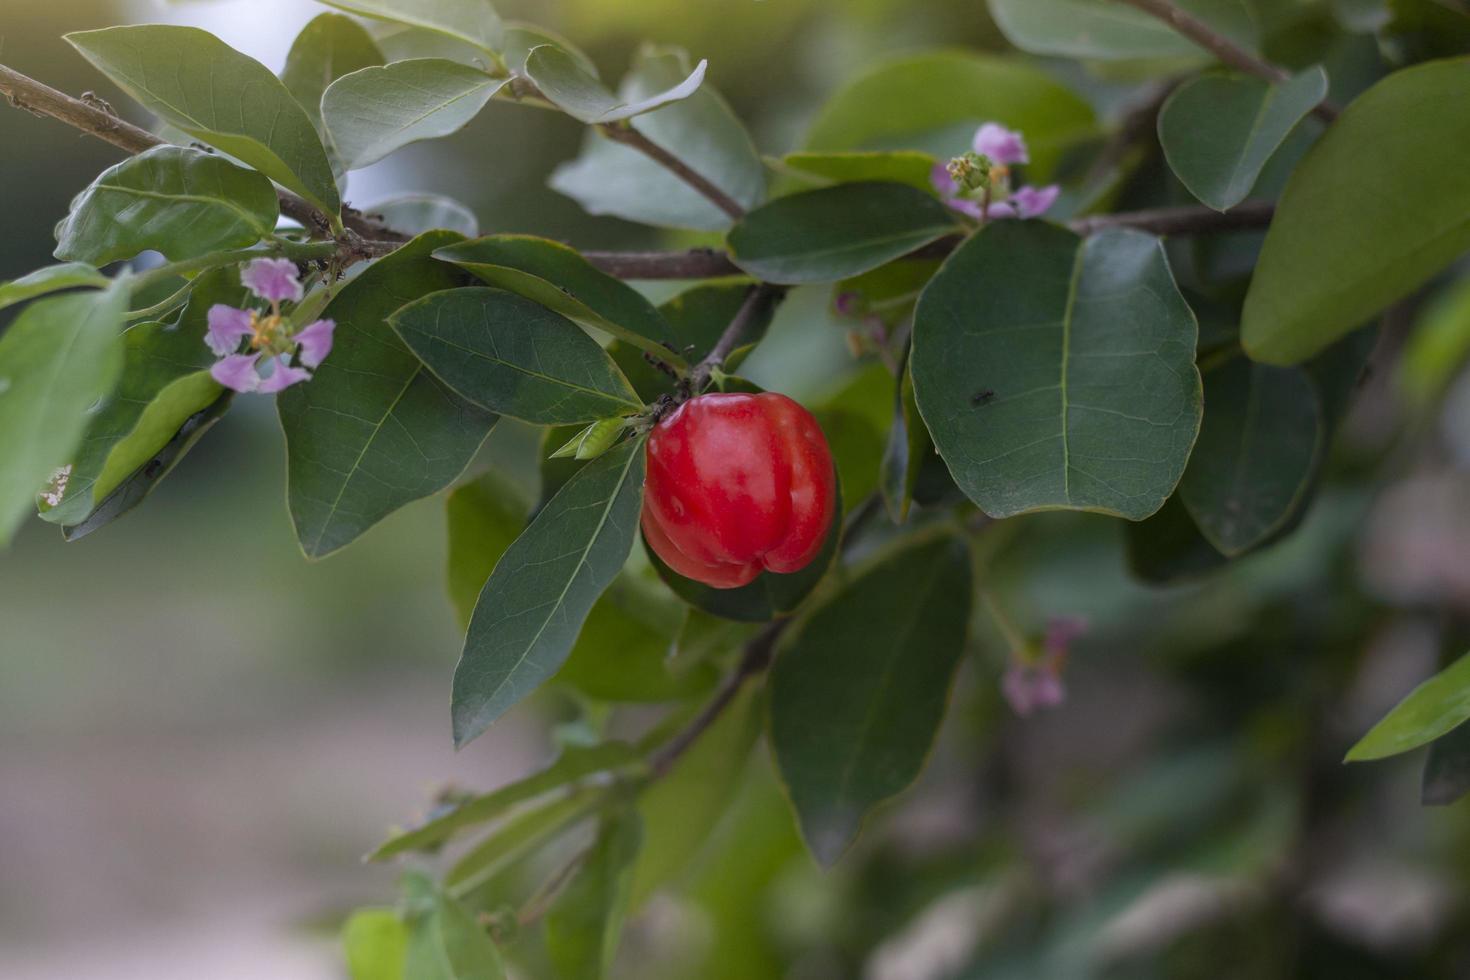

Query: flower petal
[973,122,1029,166]
[293,319,335,369]
[985,201,1018,220]
[206,305,254,356]
[930,161,959,196]
[256,354,312,393]
[211,353,263,393]
[241,257,304,304]
[944,197,985,220]
[1011,184,1060,219]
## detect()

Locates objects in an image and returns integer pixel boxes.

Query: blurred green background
[5,2,1470,979]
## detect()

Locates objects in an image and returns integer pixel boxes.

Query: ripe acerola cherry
[642,392,837,589]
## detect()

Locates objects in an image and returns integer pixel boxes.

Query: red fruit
[642,392,837,590]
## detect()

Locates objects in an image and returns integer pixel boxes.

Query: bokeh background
[5,1,1470,978]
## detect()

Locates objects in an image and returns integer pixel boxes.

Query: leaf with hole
[769,534,971,865]
[912,221,1201,520]
[391,287,644,425]
[277,231,497,559]
[38,273,235,527]
[1159,68,1328,212]
[67,26,340,216]
[55,146,278,266]
[452,438,646,748]
[727,182,956,285]
[0,282,127,546]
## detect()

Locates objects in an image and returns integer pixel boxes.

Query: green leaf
[404,889,507,980]
[727,182,956,285]
[769,534,971,866]
[67,26,340,216]
[545,809,642,980]
[1242,58,1470,365]
[323,59,507,171]
[911,222,1202,520]
[815,409,883,513]
[548,47,765,232]
[1422,720,1470,806]
[0,263,109,312]
[1159,68,1328,212]
[526,43,705,124]
[55,145,277,266]
[278,231,496,559]
[987,0,1258,61]
[391,287,644,425]
[0,282,127,546]
[1399,275,1470,409]
[445,470,529,631]
[645,482,843,624]
[501,23,596,75]
[631,684,763,906]
[1124,492,1230,584]
[343,908,407,980]
[316,0,503,57]
[801,51,1096,178]
[554,576,716,703]
[68,373,228,539]
[1178,359,1322,556]
[779,151,938,192]
[881,358,929,524]
[37,299,227,525]
[367,194,480,238]
[371,742,640,860]
[1347,652,1470,762]
[452,438,646,748]
[656,281,773,366]
[281,13,385,132]
[444,788,604,893]
[433,236,679,363]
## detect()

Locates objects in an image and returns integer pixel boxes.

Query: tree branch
[687,283,786,391]
[597,122,747,221]
[647,621,785,778]
[0,62,397,240]
[1067,198,1274,236]
[1115,0,1340,122]
[582,248,742,279]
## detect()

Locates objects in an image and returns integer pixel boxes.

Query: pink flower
[973,122,1028,166]
[202,258,334,394]
[1001,615,1087,718]
[1002,662,1066,717]
[241,258,305,304]
[930,161,959,197]
[294,318,335,369]
[206,305,254,357]
[1009,184,1061,219]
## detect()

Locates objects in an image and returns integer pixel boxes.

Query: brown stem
[1069,198,1274,236]
[647,621,785,779]
[688,283,786,392]
[0,62,399,239]
[1115,0,1340,122]
[597,122,746,221]
[582,248,742,280]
